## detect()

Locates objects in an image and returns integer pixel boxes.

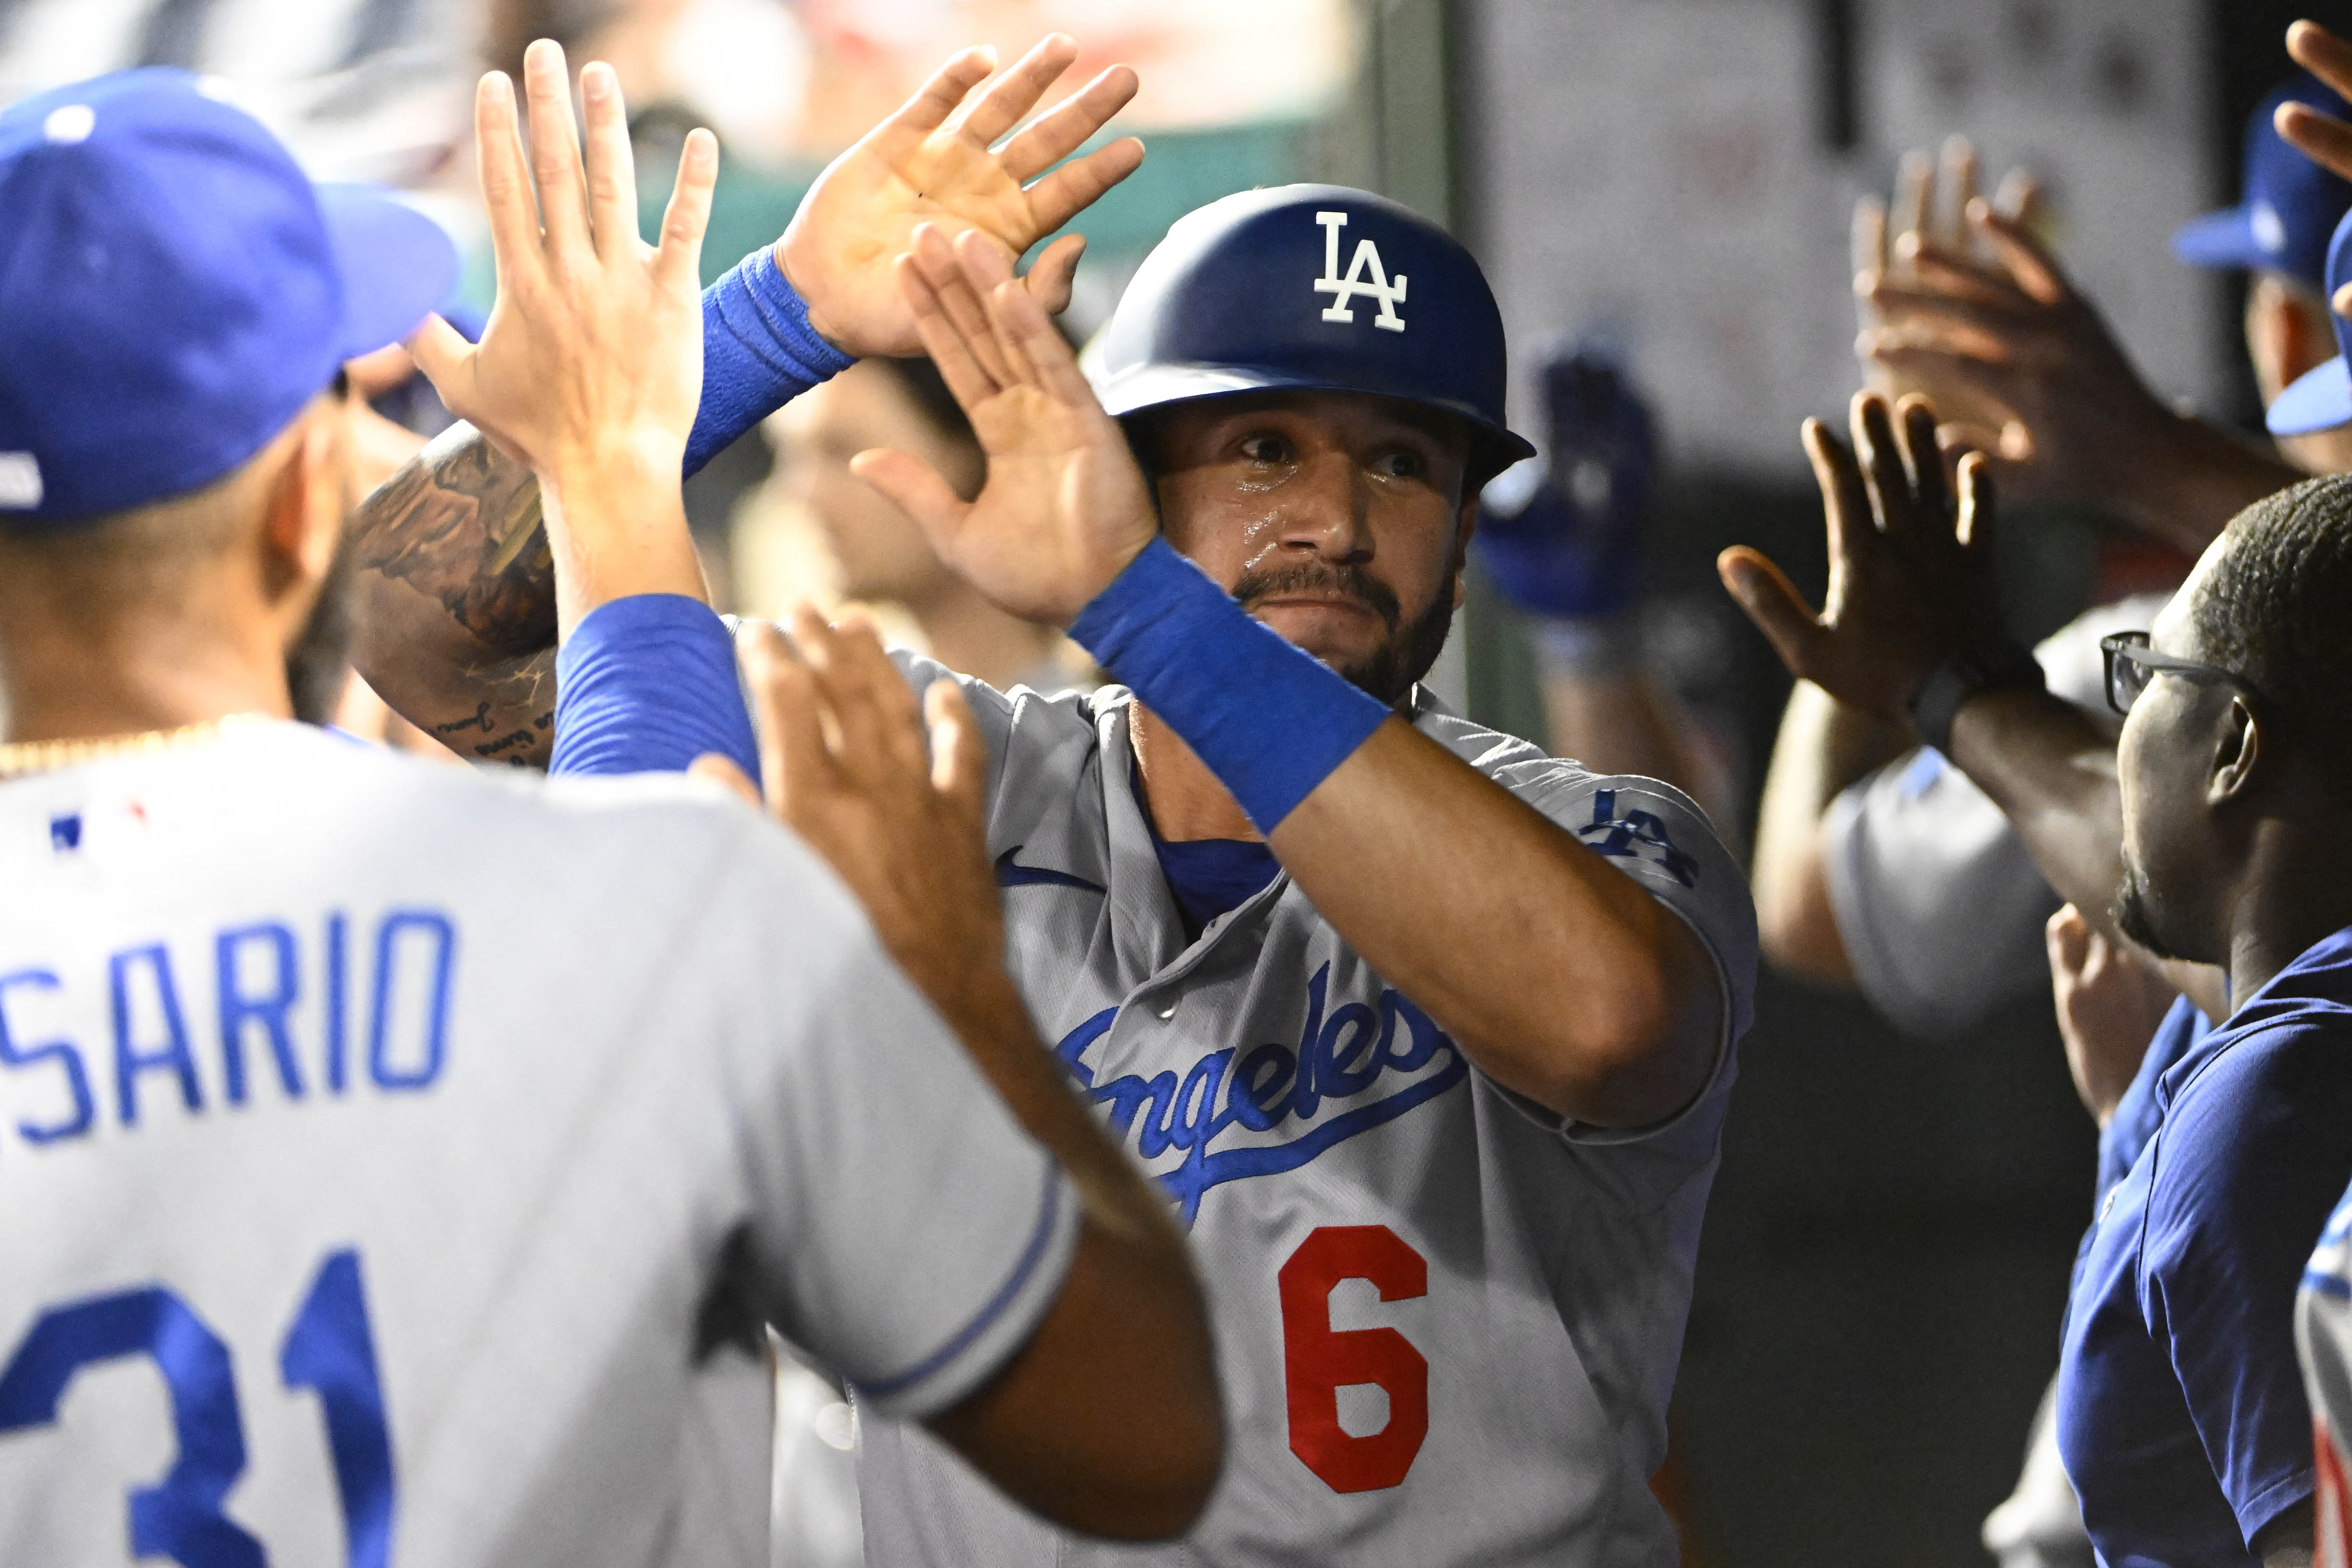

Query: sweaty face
[1145,391,1475,706]
[2111,550,2230,965]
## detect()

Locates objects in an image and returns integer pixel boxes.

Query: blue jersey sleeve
[685,245,854,478]
[551,595,759,781]
[2140,1025,2352,1544]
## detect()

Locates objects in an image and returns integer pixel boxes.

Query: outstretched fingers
[1850,393,1913,539]
[2291,20,2352,110]
[801,607,929,780]
[1935,136,1979,248]
[1717,546,1829,678]
[653,128,719,291]
[1955,450,1997,552]
[473,71,540,290]
[1967,198,2067,306]
[520,40,592,265]
[579,61,639,260]
[1891,148,1934,266]
[2280,97,2352,188]
[879,46,998,143]
[1804,415,1874,589]
[907,226,1019,391]
[1021,134,1147,236]
[1023,233,1088,315]
[950,33,1079,149]
[1896,395,1948,524]
[737,620,838,821]
[997,62,1139,180]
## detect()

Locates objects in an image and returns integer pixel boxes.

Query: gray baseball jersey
[857,656,1758,1567]
[0,721,1076,1568]
[1823,593,2168,1038]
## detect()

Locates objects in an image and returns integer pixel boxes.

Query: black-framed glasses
[2099,631,2272,717]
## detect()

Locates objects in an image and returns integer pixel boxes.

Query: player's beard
[1234,560,1459,708]
[284,530,358,726]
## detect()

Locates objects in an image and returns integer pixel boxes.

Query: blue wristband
[1068,539,1391,833]
[685,247,855,476]
[552,595,759,781]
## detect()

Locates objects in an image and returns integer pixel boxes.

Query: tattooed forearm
[348,423,565,769]
[352,422,556,655]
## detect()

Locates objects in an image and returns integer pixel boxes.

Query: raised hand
[1849,149,2175,511]
[1716,392,2000,726]
[409,40,715,631]
[851,224,1157,626]
[2284,21,2352,313]
[2046,902,2177,1129]
[1852,137,2036,423]
[693,610,1003,1013]
[780,35,1143,358]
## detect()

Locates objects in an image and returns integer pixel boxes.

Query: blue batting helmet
[1085,184,1536,480]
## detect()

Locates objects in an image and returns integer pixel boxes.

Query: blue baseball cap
[2266,206,2352,436]
[2174,72,2352,290]
[0,69,458,527]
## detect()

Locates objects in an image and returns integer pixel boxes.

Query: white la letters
[1313,211,1408,332]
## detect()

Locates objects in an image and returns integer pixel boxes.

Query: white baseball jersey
[0,721,1078,1568]
[858,658,1758,1567]
[2299,1182,2352,1567]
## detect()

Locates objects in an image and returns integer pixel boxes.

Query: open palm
[851,225,1157,627]
[779,34,1144,358]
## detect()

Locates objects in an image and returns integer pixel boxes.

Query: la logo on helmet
[1313,211,1408,332]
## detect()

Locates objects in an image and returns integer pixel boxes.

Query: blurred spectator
[735,356,1090,693]
[0,0,483,191]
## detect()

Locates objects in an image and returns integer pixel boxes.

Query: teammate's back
[0,726,1079,1565]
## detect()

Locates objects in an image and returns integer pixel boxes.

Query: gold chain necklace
[0,713,273,781]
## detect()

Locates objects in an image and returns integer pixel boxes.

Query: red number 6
[1277,1224,1429,1493]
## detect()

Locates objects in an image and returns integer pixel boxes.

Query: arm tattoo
[348,424,563,767]
[352,423,556,657]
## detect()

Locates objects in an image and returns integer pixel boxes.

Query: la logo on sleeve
[1313,212,1408,332]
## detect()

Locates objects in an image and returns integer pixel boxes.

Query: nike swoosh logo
[994,847,1106,894]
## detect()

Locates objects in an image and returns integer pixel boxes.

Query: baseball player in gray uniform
[358,42,1760,1566]
[0,54,1223,1567]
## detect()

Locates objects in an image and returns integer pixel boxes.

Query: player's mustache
[1232,563,1401,631]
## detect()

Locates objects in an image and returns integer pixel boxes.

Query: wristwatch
[1907,636,2046,756]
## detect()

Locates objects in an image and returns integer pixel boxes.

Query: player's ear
[261,397,350,599]
[2206,694,2264,807]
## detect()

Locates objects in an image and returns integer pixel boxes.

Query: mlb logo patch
[0,453,42,510]
[40,798,149,857]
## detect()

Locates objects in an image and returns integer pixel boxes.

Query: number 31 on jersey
[0,1248,394,1567]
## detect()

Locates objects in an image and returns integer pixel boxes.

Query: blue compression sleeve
[1068,538,1391,832]
[685,246,855,476]
[552,595,759,780]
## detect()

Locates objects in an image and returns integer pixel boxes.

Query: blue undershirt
[2057,926,2352,1567]
[1128,766,1279,940]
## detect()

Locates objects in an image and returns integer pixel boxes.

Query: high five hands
[781,35,1144,357]
[1852,139,2171,515]
[409,40,716,629]
[851,225,1159,626]
[1717,392,2002,727]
